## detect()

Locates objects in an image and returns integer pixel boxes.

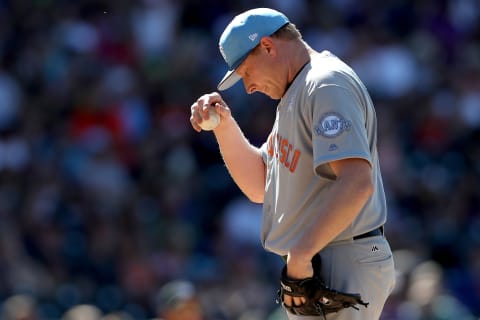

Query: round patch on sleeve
[314,112,352,138]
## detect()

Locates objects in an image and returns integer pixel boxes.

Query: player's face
[236,40,286,99]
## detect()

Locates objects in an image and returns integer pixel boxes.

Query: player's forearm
[297,176,372,253]
[214,116,266,203]
[288,161,373,276]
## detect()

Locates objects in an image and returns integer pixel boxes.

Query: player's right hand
[190,92,232,132]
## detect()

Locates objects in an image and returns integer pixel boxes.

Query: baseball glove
[277,254,369,317]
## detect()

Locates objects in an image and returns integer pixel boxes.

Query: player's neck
[285,42,311,90]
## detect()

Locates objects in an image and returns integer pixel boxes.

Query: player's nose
[242,80,256,94]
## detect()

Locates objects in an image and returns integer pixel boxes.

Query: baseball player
[190,8,396,319]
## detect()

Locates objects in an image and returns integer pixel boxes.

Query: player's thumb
[213,102,231,119]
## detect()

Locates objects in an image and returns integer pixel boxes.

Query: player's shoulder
[308,51,350,81]
[304,51,358,93]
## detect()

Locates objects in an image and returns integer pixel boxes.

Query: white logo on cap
[248,33,258,41]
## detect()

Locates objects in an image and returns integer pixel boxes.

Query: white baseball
[199,108,220,131]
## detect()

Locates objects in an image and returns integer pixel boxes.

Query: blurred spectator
[0,294,39,320]
[131,0,181,58]
[100,312,134,320]
[61,304,103,320]
[0,71,22,130]
[152,280,204,320]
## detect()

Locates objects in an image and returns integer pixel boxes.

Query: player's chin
[256,88,278,100]
[266,92,282,100]
[264,87,284,100]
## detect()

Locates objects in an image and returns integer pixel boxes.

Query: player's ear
[259,37,276,55]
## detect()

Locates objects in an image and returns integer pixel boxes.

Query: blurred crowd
[0,0,479,319]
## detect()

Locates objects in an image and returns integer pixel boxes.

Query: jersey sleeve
[309,84,372,178]
[260,139,269,165]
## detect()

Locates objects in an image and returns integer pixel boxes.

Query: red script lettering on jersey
[267,133,301,173]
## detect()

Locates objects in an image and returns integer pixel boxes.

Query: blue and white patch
[314,112,352,138]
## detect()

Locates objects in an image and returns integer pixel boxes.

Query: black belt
[281,226,385,261]
[353,226,384,240]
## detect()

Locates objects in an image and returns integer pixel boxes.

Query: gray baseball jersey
[260,50,387,256]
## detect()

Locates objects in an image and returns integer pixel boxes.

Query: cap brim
[217,70,242,91]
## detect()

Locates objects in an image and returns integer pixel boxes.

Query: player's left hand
[283,254,314,307]
[278,254,369,316]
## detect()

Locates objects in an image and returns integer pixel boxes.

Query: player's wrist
[287,245,316,264]
[286,251,314,279]
[212,114,236,134]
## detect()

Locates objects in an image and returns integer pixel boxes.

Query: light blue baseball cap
[217,8,289,91]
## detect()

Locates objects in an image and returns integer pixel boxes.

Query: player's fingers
[189,114,202,132]
[197,98,217,119]
[293,296,305,306]
[283,294,305,307]
[190,102,206,132]
[190,103,203,122]
[213,102,231,118]
[201,103,212,120]
[198,92,218,106]
[202,92,228,110]
[283,294,293,307]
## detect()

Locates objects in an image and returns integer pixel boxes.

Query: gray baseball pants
[285,234,396,320]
